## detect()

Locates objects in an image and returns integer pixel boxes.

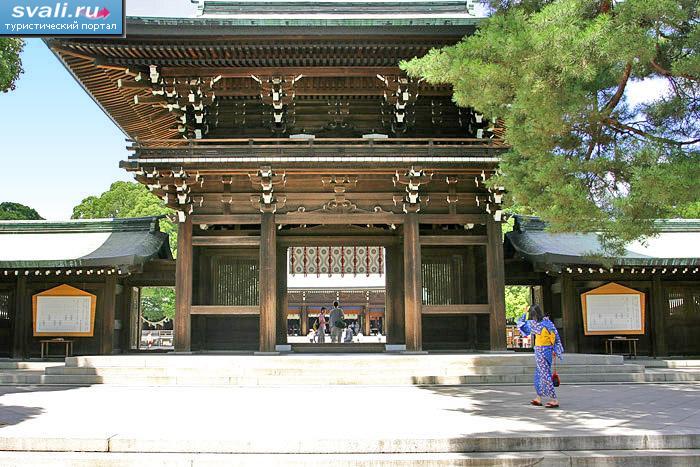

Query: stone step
[0,450,698,466]
[0,371,47,384]
[45,363,644,377]
[63,354,626,368]
[0,360,62,370]
[10,370,697,386]
[0,433,698,454]
[642,369,700,382]
[639,358,700,368]
[292,343,386,353]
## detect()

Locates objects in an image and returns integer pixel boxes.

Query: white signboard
[36,296,93,334]
[585,294,642,333]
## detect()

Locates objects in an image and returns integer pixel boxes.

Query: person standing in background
[329,301,345,343]
[317,307,327,344]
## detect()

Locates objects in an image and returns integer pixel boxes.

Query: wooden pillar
[651,276,667,357]
[175,217,193,352]
[300,306,308,335]
[128,287,141,351]
[12,276,28,359]
[486,218,507,350]
[560,275,579,352]
[101,275,117,355]
[363,306,371,336]
[385,244,404,344]
[259,212,277,352]
[403,213,422,351]
[118,284,131,353]
[465,245,478,349]
[276,245,288,345]
[542,276,554,318]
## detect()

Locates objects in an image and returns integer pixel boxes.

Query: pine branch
[602,62,633,113]
[605,118,700,146]
[650,59,699,83]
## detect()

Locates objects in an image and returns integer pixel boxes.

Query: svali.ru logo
[12,3,110,19]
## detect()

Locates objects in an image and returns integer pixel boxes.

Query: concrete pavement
[0,383,699,454]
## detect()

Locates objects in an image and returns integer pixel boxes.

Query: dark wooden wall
[544,275,700,356]
[192,246,262,351]
[422,314,490,351]
[0,277,117,358]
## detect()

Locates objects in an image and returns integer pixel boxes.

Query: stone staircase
[0,357,699,465]
[0,361,63,384]
[2,354,699,386]
[637,358,700,383]
[0,353,650,386]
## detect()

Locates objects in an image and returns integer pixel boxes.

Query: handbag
[552,356,561,387]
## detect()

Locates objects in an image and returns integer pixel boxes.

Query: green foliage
[505,286,530,321]
[675,201,700,218]
[72,181,177,253]
[0,38,23,92]
[403,0,700,252]
[140,287,175,322]
[0,202,43,220]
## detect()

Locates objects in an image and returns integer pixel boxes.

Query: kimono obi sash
[534,328,557,347]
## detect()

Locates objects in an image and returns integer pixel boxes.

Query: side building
[505,215,700,356]
[0,217,173,358]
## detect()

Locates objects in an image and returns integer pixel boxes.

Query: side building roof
[0,217,172,272]
[505,215,700,270]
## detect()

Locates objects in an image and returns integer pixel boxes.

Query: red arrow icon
[95,8,110,19]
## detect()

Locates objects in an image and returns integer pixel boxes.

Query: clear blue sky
[0,39,131,220]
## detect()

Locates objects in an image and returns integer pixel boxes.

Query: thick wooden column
[175,217,193,352]
[12,276,28,359]
[259,212,277,352]
[465,245,478,349]
[560,275,579,352]
[486,218,507,350]
[651,276,667,357]
[542,276,554,317]
[128,287,141,351]
[403,213,422,351]
[385,244,404,344]
[100,275,117,355]
[363,306,371,336]
[276,245,288,345]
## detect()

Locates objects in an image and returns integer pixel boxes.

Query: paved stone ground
[0,382,699,453]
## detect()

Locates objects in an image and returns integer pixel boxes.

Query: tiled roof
[506,216,700,268]
[0,217,172,270]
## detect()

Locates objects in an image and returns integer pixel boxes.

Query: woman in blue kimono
[517,304,564,408]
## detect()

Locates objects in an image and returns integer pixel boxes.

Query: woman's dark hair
[528,304,545,322]
[321,307,327,312]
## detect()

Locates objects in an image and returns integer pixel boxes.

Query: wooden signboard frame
[33,284,97,337]
[581,282,645,336]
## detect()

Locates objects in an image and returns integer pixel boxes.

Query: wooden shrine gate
[175,210,506,353]
[48,3,510,353]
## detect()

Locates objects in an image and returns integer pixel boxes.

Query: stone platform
[0,383,699,465]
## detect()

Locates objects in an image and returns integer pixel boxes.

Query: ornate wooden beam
[160,66,402,78]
